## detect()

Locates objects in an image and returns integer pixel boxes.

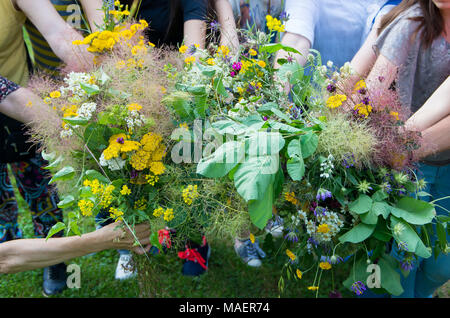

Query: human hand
[102,221,151,255]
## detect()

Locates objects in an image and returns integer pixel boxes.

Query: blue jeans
[361,163,450,298]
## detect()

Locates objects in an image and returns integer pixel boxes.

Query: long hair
[377,0,444,48]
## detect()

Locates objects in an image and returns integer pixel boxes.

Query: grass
[0,169,448,298]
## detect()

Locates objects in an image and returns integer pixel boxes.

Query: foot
[115,253,137,280]
[42,263,67,296]
[180,237,210,276]
[234,238,266,267]
[265,215,284,238]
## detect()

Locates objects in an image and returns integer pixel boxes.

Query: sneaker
[179,237,210,276]
[234,238,266,267]
[42,263,67,296]
[265,215,284,238]
[115,253,137,280]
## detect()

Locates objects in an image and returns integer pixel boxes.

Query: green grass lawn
[0,168,448,298]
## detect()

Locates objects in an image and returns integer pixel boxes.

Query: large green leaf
[287,138,302,158]
[57,195,75,209]
[197,141,245,178]
[286,156,305,181]
[49,166,75,184]
[378,255,404,296]
[62,116,89,126]
[211,120,247,135]
[248,183,274,229]
[390,216,432,258]
[233,155,279,201]
[84,170,109,184]
[246,131,285,157]
[80,82,99,96]
[278,63,304,84]
[46,222,66,240]
[300,132,318,159]
[259,43,301,55]
[348,195,373,215]
[339,223,376,243]
[371,201,390,219]
[360,210,378,225]
[391,197,436,225]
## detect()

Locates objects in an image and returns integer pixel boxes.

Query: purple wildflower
[247,82,256,93]
[210,20,220,32]
[400,258,414,272]
[307,237,319,248]
[397,241,408,252]
[130,170,137,179]
[316,188,332,201]
[188,44,198,55]
[263,116,268,121]
[361,97,370,105]
[116,137,124,144]
[351,281,367,296]
[342,153,355,168]
[358,88,367,95]
[284,230,298,243]
[327,84,336,93]
[279,11,289,21]
[232,62,242,71]
[230,71,236,78]
[286,55,294,63]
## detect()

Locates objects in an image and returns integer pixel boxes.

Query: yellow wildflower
[296,269,302,279]
[127,103,143,112]
[317,224,330,234]
[216,45,230,57]
[116,60,126,69]
[153,207,164,218]
[182,185,199,205]
[319,262,332,270]
[390,111,399,121]
[109,207,124,221]
[354,79,366,92]
[249,48,257,56]
[50,91,61,99]
[78,199,94,216]
[284,192,299,205]
[249,233,255,244]
[120,185,131,196]
[206,58,215,65]
[326,94,347,109]
[185,56,196,64]
[257,60,266,68]
[179,45,188,54]
[308,286,319,291]
[286,249,296,262]
[163,208,174,222]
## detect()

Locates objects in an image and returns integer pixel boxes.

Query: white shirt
[285,0,387,67]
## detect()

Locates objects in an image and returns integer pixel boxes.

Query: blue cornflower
[351,281,367,296]
[210,20,220,32]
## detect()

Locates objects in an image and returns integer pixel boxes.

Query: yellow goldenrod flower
[390,111,399,121]
[78,199,94,216]
[296,269,302,279]
[163,208,174,222]
[153,207,165,218]
[185,56,196,64]
[120,185,131,196]
[127,103,143,112]
[354,79,366,92]
[284,192,299,205]
[216,45,230,57]
[182,185,199,205]
[326,94,347,109]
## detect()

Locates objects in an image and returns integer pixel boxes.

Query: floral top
[0,76,19,103]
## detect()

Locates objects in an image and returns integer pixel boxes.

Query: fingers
[131,244,151,255]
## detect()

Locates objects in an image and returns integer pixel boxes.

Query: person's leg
[9,154,63,238]
[413,164,450,298]
[0,163,22,242]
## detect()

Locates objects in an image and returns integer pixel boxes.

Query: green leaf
[46,222,66,240]
[68,220,81,236]
[436,222,447,251]
[373,218,392,242]
[372,190,388,202]
[391,197,436,225]
[390,216,431,258]
[49,166,75,184]
[84,170,109,184]
[246,131,285,157]
[371,202,390,219]
[378,255,404,296]
[348,195,373,215]
[97,112,116,125]
[211,120,247,135]
[278,62,304,84]
[270,107,292,123]
[360,210,378,225]
[43,155,64,170]
[107,88,131,99]
[248,183,274,229]
[268,120,302,133]
[286,156,305,181]
[197,141,245,178]
[213,75,229,97]
[80,82,100,95]
[62,116,89,126]
[300,132,318,159]
[287,138,302,158]
[41,151,56,162]
[57,195,75,209]
[162,92,192,118]
[233,155,279,201]
[259,43,301,55]
[339,223,376,243]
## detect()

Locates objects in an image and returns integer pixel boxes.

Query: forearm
[80,0,105,32]
[184,19,206,49]
[274,32,311,68]
[405,77,450,132]
[0,230,114,274]
[0,88,56,126]
[214,0,239,53]
[418,115,450,159]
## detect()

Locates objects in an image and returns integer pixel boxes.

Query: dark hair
[377,0,444,48]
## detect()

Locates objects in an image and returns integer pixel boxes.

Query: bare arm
[214,0,239,54]
[405,76,450,132]
[416,115,450,159]
[14,0,94,71]
[0,222,151,274]
[184,19,206,49]
[0,87,54,125]
[79,0,105,32]
[274,32,311,68]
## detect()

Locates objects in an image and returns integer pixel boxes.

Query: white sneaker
[115,254,137,280]
[234,238,266,268]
